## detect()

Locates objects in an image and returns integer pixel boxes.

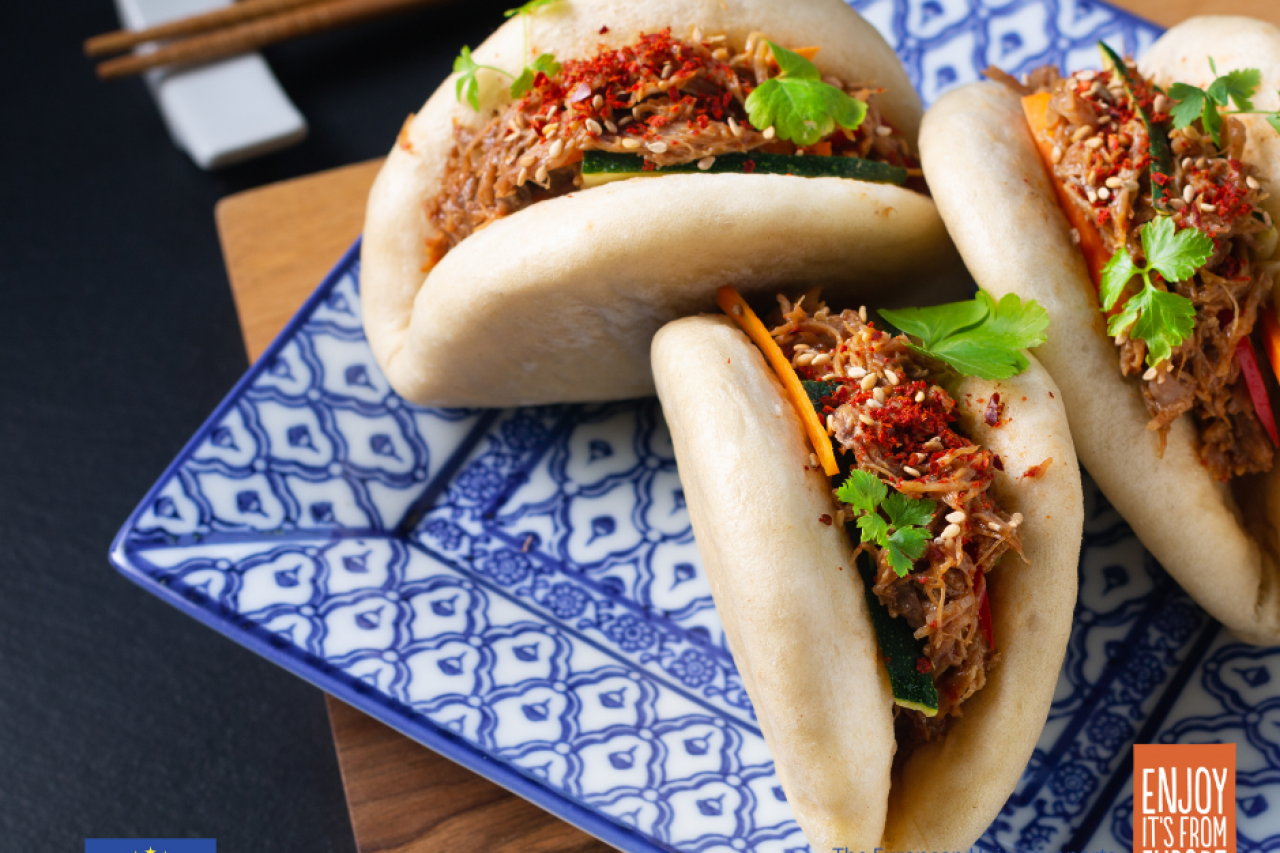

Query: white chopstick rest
[114,0,307,169]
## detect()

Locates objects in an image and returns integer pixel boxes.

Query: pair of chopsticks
[86,0,441,80]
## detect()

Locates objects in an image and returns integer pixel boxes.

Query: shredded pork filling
[769,295,1023,743]
[996,63,1276,480]
[425,29,914,263]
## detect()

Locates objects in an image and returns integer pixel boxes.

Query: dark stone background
[0,1,511,847]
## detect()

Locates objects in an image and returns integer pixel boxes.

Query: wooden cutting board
[211,4,1280,848]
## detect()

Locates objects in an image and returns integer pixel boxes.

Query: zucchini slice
[581,150,908,189]
[1099,41,1175,212]
[855,550,940,715]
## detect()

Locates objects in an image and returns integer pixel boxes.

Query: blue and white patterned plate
[110,3,1280,850]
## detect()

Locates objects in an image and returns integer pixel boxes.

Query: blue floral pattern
[112,4,1278,853]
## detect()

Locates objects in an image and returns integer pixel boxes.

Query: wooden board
[215,160,610,853]
[211,4,1280,847]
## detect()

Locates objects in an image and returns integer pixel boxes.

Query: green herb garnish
[878,291,1049,380]
[454,0,562,110]
[1100,216,1210,367]
[837,470,936,577]
[744,41,867,146]
[1167,58,1280,146]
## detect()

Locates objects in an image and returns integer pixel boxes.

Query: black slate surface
[0,1,511,848]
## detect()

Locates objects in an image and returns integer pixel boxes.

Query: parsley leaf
[886,528,930,576]
[1209,67,1260,111]
[454,46,483,112]
[1167,82,1205,130]
[1102,217,1209,367]
[744,41,867,146]
[837,471,937,577]
[879,291,1049,380]
[504,0,558,16]
[883,492,937,530]
[510,53,561,98]
[836,469,887,515]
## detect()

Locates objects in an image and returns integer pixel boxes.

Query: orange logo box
[1133,743,1236,853]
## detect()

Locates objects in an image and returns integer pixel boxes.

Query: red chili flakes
[742,159,756,174]
[1022,457,1054,480]
[984,392,1003,427]
[599,25,609,34]
[993,454,1004,471]
[916,657,933,674]
[818,514,833,526]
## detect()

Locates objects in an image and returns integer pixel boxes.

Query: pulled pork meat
[769,295,1023,744]
[996,62,1276,480]
[426,28,915,262]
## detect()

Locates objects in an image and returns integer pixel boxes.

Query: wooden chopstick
[95,0,441,80]
[85,0,327,58]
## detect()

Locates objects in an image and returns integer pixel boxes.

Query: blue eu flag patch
[86,841,215,853]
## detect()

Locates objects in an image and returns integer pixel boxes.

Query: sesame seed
[847,366,867,379]
[1171,198,1187,210]
[1086,188,1099,203]
[585,118,603,135]
[546,106,558,119]
[1085,136,1105,148]
[866,398,883,410]
[924,437,944,451]
[859,305,868,322]
[859,413,875,426]
[517,167,529,185]
[1182,157,1194,170]
[535,164,549,184]
[794,343,812,351]
[1105,176,1123,189]
[1200,202,1217,213]
[941,523,961,540]
[542,123,559,137]
[712,47,729,61]
[618,116,634,127]
[661,63,673,79]
[1115,328,1129,346]
[915,391,925,403]
[691,26,703,42]
[875,125,893,137]
[1051,144,1064,164]
[605,120,618,133]
[1009,513,1023,527]
[945,510,965,524]
[592,94,604,110]
[1183,184,1196,203]
[860,373,878,391]
[795,352,816,366]
[904,466,921,478]
[809,452,818,468]
[647,141,668,154]
[622,138,641,149]
[826,414,835,432]
[763,126,776,140]
[1071,125,1093,142]
[810,353,832,367]
[728,116,742,137]
[518,153,536,168]
[697,156,716,171]
[1098,186,1111,200]
[987,522,1003,532]
[1196,157,1208,169]
[1097,115,1112,125]
[1142,366,1158,381]
[885,368,899,385]
[1153,94,1169,114]
[873,386,885,404]
[547,139,564,159]
[1247,176,1261,190]
[1124,180,1141,193]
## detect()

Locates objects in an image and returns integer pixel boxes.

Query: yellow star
[146,848,156,853]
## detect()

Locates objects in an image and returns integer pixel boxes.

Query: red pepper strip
[1262,306,1280,395]
[1021,93,1113,297]
[1237,336,1279,447]
[975,567,994,650]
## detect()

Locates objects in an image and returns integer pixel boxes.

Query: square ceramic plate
[111,3,1280,851]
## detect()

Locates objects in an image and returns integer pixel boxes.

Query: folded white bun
[361,0,968,407]
[920,20,1280,645]
[652,313,1081,851]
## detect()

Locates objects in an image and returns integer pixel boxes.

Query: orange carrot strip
[1021,93,1113,294]
[717,287,840,477]
[1262,306,1280,389]
[794,46,821,60]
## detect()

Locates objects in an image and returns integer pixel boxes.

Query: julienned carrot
[717,287,840,477]
[1021,93,1113,293]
